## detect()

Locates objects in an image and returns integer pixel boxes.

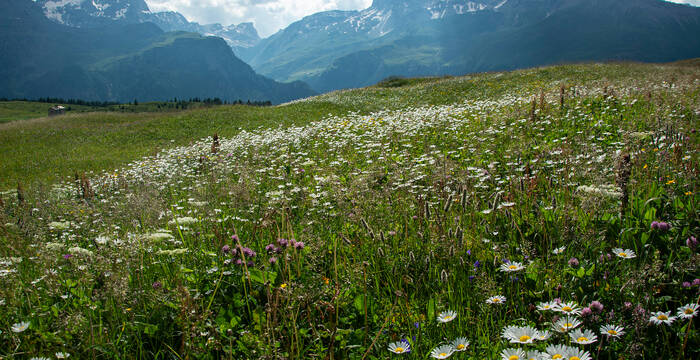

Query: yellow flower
[643,164,648,169]
[686,191,693,196]
[280,283,287,289]
[666,179,675,185]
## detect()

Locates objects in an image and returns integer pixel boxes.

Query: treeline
[0,97,119,107]
[0,97,273,108]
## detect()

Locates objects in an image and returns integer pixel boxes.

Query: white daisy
[55,353,71,359]
[387,340,410,354]
[553,315,581,333]
[569,328,597,344]
[542,344,575,360]
[437,310,457,323]
[564,348,593,360]
[536,329,551,341]
[612,248,636,259]
[536,301,557,311]
[500,347,526,360]
[486,295,506,304]
[552,246,566,255]
[451,337,469,352]
[499,262,525,272]
[430,344,455,359]
[501,325,539,344]
[526,351,543,360]
[11,321,29,333]
[649,311,676,325]
[600,324,625,338]
[677,303,699,319]
[554,302,581,316]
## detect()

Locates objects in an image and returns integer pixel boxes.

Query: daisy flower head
[11,321,29,333]
[526,351,543,360]
[600,324,625,338]
[542,344,574,360]
[388,340,410,354]
[649,311,676,325]
[564,348,593,360]
[569,328,597,344]
[500,347,526,360]
[501,325,539,344]
[677,303,699,319]
[553,315,582,333]
[500,261,525,272]
[430,344,455,359]
[537,301,557,311]
[552,246,566,255]
[55,353,70,359]
[437,310,457,323]
[486,295,506,305]
[451,337,469,352]
[554,301,581,316]
[536,329,551,341]
[612,248,636,259]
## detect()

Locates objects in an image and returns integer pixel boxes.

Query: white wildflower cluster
[67,246,93,258]
[576,184,622,199]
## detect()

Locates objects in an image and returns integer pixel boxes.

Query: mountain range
[1,0,313,103]
[5,0,700,100]
[240,0,700,92]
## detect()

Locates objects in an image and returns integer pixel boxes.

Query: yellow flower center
[570,357,581,360]
[685,309,694,315]
[565,322,573,328]
[519,335,531,342]
[577,337,588,342]
[493,298,501,303]
[456,344,465,350]
[509,265,517,269]
[544,305,550,309]
[658,314,668,320]
[395,347,404,353]
[562,306,573,312]
[619,252,627,257]
[607,330,618,335]
[440,353,447,357]
[552,355,563,360]
[508,356,519,360]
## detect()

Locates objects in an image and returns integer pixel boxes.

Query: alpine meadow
[1,1,699,360]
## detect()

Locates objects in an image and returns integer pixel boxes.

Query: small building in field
[48,105,66,117]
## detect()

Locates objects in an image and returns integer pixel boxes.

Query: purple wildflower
[63,254,73,259]
[294,241,305,250]
[222,245,231,254]
[581,307,593,317]
[683,281,692,288]
[651,221,660,230]
[590,301,604,313]
[277,238,288,247]
[693,279,700,287]
[269,257,277,265]
[568,257,579,267]
[687,236,698,250]
[152,281,162,290]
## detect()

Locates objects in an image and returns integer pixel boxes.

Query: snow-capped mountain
[242,0,700,93]
[33,0,261,50]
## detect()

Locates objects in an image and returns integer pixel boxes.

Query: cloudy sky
[145,0,699,38]
[145,1,373,37]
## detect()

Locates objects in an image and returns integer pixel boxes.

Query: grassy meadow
[0,62,698,359]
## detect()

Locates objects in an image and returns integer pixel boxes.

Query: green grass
[0,61,698,359]
[3,62,698,190]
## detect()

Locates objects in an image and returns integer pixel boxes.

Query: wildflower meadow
[0,62,698,359]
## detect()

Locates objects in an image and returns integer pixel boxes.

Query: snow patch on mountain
[43,0,82,23]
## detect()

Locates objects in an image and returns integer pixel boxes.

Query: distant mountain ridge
[240,0,700,92]
[1,0,315,103]
[34,0,261,52]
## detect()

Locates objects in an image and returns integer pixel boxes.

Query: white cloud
[145,0,373,37]
[666,0,700,6]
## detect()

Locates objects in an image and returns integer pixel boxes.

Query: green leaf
[576,266,585,278]
[586,264,595,276]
